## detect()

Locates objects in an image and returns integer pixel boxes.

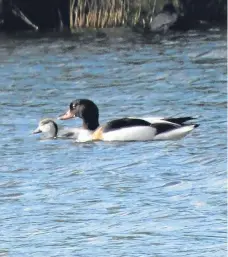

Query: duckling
[149,2,178,33]
[32,118,81,139]
[58,99,199,142]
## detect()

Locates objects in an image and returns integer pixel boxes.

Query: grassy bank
[0,0,226,32]
[69,0,173,29]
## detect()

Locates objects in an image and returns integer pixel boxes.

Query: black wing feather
[103,118,151,133]
[164,117,195,125]
[102,117,198,135]
[151,123,178,135]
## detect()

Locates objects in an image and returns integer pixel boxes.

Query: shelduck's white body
[58,99,199,142]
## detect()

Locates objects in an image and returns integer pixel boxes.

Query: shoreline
[0,0,226,33]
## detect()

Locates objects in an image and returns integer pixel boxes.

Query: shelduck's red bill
[58,109,75,120]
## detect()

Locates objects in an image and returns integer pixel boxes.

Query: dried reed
[69,0,162,29]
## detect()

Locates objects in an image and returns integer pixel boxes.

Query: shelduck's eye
[70,102,77,110]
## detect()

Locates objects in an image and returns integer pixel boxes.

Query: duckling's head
[58,99,99,130]
[33,118,58,138]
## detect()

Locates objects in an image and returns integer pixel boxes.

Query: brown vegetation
[69,0,168,29]
[0,0,226,32]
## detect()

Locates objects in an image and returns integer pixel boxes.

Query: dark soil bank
[0,0,226,32]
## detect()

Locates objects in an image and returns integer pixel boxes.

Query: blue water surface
[0,28,227,257]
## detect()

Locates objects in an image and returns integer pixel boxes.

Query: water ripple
[0,28,226,257]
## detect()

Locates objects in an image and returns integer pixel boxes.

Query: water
[0,28,226,257]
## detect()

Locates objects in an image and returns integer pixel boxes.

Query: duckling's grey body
[33,118,81,139]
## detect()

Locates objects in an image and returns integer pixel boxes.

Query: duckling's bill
[33,127,42,134]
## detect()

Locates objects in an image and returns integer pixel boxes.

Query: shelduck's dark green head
[58,99,99,130]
